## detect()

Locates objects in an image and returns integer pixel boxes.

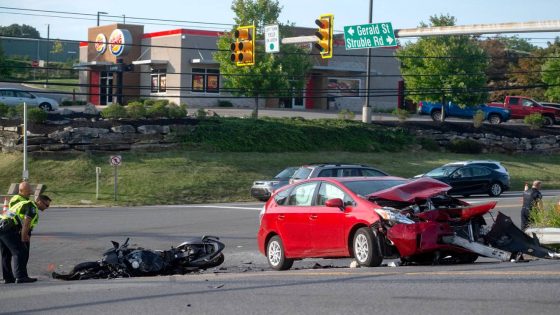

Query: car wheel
[267,235,293,271]
[431,110,442,122]
[488,182,503,197]
[353,227,383,267]
[39,102,52,111]
[543,116,554,126]
[488,114,502,124]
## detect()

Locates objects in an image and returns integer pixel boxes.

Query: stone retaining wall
[2,123,560,153]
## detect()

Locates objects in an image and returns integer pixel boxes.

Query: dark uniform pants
[0,228,29,281]
[521,208,531,231]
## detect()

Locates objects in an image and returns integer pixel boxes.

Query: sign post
[265,24,280,53]
[110,155,122,201]
[343,22,397,50]
[95,167,101,200]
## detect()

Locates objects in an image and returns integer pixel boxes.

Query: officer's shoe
[15,277,37,283]
[2,279,15,284]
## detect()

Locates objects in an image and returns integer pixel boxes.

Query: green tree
[396,14,489,122]
[51,40,64,54]
[542,53,560,102]
[0,24,41,38]
[213,0,312,117]
[0,41,10,79]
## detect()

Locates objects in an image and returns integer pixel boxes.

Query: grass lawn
[26,78,79,94]
[1,150,559,206]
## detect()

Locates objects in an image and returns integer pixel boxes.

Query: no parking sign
[110,155,122,166]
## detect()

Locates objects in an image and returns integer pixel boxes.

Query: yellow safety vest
[9,194,28,208]
[6,200,39,229]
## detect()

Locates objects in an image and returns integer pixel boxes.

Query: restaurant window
[151,69,167,93]
[192,68,220,94]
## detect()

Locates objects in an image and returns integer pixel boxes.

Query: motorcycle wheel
[202,253,225,269]
[71,261,104,280]
[71,261,100,273]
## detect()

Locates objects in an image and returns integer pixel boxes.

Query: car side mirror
[325,198,344,211]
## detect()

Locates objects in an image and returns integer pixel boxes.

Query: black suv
[290,163,389,184]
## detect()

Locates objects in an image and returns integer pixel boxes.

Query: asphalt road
[1,191,559,314]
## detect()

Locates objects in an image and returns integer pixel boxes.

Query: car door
[447,166,474,195]
[506,97,524,118]
[469,166,493,193]
[276,181,319,257]
[310,182,348,256]
[15,90,38,106]
[0,89,18,106]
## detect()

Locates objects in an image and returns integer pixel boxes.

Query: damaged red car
[257,177,559,270]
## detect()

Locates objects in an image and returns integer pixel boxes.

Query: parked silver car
[250,167,298,201]
[0,88,59,111]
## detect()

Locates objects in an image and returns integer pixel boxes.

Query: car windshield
[274,167,297,179]
[292,167,312,180]
[425,166,460,177]
[344,179,409,196]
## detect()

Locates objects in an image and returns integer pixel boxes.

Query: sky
[1,0,559,46]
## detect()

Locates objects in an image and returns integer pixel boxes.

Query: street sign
[110,155,122,166]
[265,24,280,53]
[343,22,397,50]
[31,60,39,67]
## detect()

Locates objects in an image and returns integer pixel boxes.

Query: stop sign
[31,60,39,67]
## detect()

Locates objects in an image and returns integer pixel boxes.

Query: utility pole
[44,24,49,88]
[97,11,108,26]
[362,0,373,123]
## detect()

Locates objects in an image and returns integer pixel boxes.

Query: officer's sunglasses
[39,199,50,208]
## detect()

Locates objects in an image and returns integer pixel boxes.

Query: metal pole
[113,166,118,201]
[22,102,28,180]
[97,12,100,26]
[362,0,373,123]
[45,24,49,88]
[96,167,101,200]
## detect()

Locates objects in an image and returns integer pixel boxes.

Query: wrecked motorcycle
[369,178,560,265]
[52,236,225,280]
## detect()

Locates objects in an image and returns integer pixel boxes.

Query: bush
[529,199,560,228]
[196,108,207,119]
[337,109,355,120]
[417,137,440,151]
[101,104,127,119]
[473,110,485,128]
[217,100,233,107]
[126,101,147,119]
[524,113,544,130]
[392,108,410,122]
[27,107,48,123]
[0,103,8,118]
[147,102,168,118]
[167,103,187,118]
[446,139,483,154]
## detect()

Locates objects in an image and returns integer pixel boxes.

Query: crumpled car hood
[367,177,451,203]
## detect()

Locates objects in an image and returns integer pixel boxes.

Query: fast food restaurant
[76,24,402,111]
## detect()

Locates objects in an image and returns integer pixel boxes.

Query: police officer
[521,180,543,231]
[0,194,51,284]
[9,181,32,208]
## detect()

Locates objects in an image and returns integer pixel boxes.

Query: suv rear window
[292,167,312,180]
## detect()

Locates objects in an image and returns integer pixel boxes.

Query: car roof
[309,176,406,183]
[299,163,375,168]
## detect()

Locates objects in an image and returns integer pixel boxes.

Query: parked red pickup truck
[488,96,560,125]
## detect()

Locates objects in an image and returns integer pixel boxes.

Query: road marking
[144,205,262,211]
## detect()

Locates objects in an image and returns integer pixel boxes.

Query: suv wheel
[431,110,442,122]
[488,182,503,197]
[543,116,555,126]
[488,114,502,124]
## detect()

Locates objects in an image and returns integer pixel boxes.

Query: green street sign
[343,22,397,50]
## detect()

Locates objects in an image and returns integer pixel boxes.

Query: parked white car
[0,88,59,111]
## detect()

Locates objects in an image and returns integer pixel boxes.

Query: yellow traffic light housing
[314,14,334,59]
[230,25,255,66]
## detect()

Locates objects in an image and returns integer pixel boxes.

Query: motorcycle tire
[203,253,225,269]
[71,261,100,274]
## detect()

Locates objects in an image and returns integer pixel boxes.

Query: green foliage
[446,139,483,154]
[0,41,10,79]
[126,101,147,119]
[147,101,168,118]
[473,110,485,128]
[196,108,208,119]
[529,200,560,228]
[0,24,41,38]
[184,117,412,152]
[218,100,234,107]
[0,103,8,117]
[50,40,64,54]
[101,104,127,119]
[337,109,355,120]
[396,14,488,108]
[27,107,47,123]
[214,0,313,100]
[417,137,440,151]
[167,103,187,118]
[392,108,410,122]
[524,113,544,130]
[542,53,560,101]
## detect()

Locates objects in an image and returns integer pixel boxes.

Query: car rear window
[275,167,297,179]
[344,179,409,197]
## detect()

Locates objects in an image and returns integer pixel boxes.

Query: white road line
[144,205,263,211]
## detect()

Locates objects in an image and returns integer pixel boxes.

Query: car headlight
[374,207,415,225]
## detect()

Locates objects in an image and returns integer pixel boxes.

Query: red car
[257,177,558,270]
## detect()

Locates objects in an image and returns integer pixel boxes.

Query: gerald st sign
[343,22,397,50]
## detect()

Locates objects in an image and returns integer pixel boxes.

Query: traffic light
[230,25,255,66]
[314,14,334,59]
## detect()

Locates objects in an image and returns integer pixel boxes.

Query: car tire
[267,235,293,271]
[488,182,503,197]
[39,102,52,111]
[488,114,502,124]
[431,110,442,122]
[543,116,555,126]
[353,227,383,267]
